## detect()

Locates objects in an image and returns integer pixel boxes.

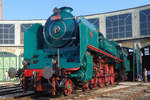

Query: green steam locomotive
[8,7,130,96]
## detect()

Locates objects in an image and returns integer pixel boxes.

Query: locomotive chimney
[0,0,2,20]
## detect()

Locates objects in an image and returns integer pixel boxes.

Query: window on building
[87,18,100,31]
[140,9,150,36]
[106,13,132,39]
[20,24,33,44]
[0,24,15,44]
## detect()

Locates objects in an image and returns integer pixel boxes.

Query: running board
[87,45,123,62]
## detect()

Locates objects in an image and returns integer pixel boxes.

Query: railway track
[0,85,19,90]
[0,83,35,99]
[0,82,149,100]
[0,84,22,96]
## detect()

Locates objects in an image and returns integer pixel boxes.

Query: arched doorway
[0,52,17,81]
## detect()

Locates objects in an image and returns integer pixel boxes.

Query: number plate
[50,15,61,21]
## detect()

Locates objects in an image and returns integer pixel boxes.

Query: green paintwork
[23,7,131,83]
[24,24,44,59]
[24,23,80,70]
[44,8,77,48]
[99,33,120,58]
[79,18,88,61]
[75,17,97,81]
[121,48,130,71]
[77,16,131,74]
[24,23,52,69]
[70,53,93,81]
[79,17,98,48]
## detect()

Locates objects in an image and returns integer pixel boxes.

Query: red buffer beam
[87,45,123,62]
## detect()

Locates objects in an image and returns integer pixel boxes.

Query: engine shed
[0,4,150,81]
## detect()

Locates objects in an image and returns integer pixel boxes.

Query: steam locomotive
[8,7,130,96]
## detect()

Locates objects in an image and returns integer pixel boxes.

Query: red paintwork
[36,77,42,91]
[50,14,61,21]
[110,65,115,85]
[24,69,43,77]
[64,66,80,71]
[24,66,80,77]
[87,51,90,55]
[91,78,95,84]
[90,78,97,89]
[98,67,104,88]
[64,79,72,95]
[105,64,110,86]
[52,77,56,95]
[87,45,123,62]
[90,32,93,38]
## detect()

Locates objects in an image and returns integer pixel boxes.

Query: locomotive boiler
[8,7,130,95]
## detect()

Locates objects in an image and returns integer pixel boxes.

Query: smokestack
[0,0,2,20]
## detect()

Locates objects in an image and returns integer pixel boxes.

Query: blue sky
[2,0,150,20]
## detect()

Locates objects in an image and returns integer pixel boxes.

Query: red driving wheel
[64,79,72,96]
[105,64,110,86]
[98,68,104,87]
[52,77,56,95]
[110,65,115,85]
[89,78,97,89]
